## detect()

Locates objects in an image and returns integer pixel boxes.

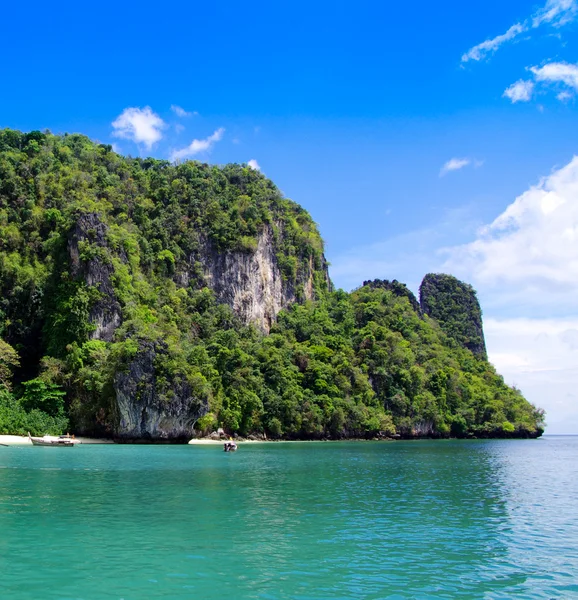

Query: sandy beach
[0,435,115,446]
[0,435,32,446]
[187,438,260,445]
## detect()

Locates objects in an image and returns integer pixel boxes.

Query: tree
[0,339,19,390]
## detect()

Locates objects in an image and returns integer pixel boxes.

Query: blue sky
[2,0,578,432]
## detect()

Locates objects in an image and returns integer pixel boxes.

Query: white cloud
[247,159,261,171]
[462,0,577,63]
[462,23,527,63]
[505,62,578,104]
[440,157,471,176]
[485,317,578,433]
[557,90,574,101]
[444,155,578,315]
[170,128,225,162]
[331,156,578,432]
[446,156,578,432]
[171,105,195,118]
[111,107,166,149]
[503,79,535,102]
[530,61,578,90]
[533,0,577,27]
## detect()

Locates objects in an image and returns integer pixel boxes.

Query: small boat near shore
[28,433,80,447]
[224,441,238,452]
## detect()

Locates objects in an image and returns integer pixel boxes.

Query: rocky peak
[419,273,487,359]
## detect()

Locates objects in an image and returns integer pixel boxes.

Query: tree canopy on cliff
[0,129,544,439]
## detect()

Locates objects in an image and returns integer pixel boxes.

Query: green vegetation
[420,273,488,359]
[0,129,544,439]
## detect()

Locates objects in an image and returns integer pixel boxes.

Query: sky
[1,0,577,433]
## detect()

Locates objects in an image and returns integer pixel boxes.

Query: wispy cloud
[247,159,261,171]
[111,107,166,149]
[170,128,225,161]
[462,23,526,63]
[462,0,577,63]
[503,79,535,103]
[440,157,479,176]
[533,0,577,27]
[171,105,196,118]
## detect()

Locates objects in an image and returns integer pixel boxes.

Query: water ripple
[0,438,577,599]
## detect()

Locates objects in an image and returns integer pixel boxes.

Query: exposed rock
[68,213,122,342]
[419,273,487,359]
[179,225,328,333]
[114,340,209,440]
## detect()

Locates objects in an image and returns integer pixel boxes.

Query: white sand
[187,438,267,445]
[188,438,233,445]
[0,435,114,446]
[0,435,32,446]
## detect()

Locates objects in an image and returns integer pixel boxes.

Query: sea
[0,437,577,599]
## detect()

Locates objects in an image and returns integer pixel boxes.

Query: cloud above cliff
[170,128,225,161]
[112,107,166,149]
[443,155,578,314]
[438,155,578,428]
[444,155,578,433]
[331,154,578,432]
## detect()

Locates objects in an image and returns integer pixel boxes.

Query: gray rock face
[70,218,328,438]
[179,225,326,332]
[114,340,208,440]
[68,212,122,342]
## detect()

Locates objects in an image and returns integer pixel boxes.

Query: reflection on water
[0,438,577,599]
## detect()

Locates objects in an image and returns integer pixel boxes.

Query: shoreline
[0,435,115,446]
[1,432,546,447]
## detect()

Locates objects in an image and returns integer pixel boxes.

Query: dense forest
[0,129,544,439]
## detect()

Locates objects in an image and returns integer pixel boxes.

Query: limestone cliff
[179,225,327,333]
[113,340,208,440]
[68,212,122,342]
[1,130,543,442]
[419,273,487,359]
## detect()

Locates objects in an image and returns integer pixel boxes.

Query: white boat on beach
[28,433,80,446]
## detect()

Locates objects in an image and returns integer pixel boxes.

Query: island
[0,129,544,441]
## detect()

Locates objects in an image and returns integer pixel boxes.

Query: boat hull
[28,434,79,446]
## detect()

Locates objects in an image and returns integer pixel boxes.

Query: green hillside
[0,130,544,439]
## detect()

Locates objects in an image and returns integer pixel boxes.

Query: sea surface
[1,437,577,599]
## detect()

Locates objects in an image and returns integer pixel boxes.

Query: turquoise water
[1,438,577,599]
